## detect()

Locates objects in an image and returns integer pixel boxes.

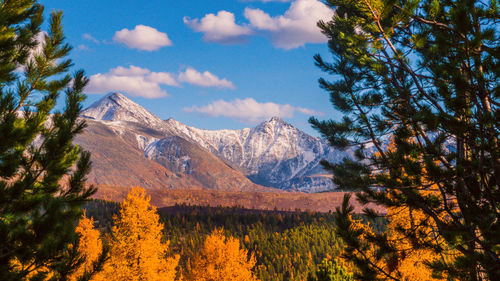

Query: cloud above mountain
[183,11,252,44]
[113,25,172,51]
[184,98,320,123]
[86,65,178,98]
[86,66,235,97]
[244,0,333,49]
[184,0,333,49]
[178,67,235,89]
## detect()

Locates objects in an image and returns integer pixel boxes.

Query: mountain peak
[268,116,285,123]
[106,91,127,100]
[250,116,298,139]
[81,92,164,127]
[256,116,291,129]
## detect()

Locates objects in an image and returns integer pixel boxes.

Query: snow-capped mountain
[162,117,353,191]
[79,93,352,192]
[82,92,167,129]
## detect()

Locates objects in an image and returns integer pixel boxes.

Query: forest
[83,196,381,281]
[77,185,456,281]
[1,0,498,280]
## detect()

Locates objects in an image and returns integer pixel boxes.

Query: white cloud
[86,65,234,97]
[183,11,252,44]
[245,9,278,30]
[147,72,179,85]
[77,44,89,51]
[184,98,320,124]
[86,65,179,98]
[109,65,151,76]
[82,33,100,43]
[178,67,235,89]
[244,0,334,49]
[113,25,172,51]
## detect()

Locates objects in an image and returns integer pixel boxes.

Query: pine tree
[101,187,179,281]
[185,228,258,281]
[311,0,499,279]
[307,259,353,281]
[0,1,100,280]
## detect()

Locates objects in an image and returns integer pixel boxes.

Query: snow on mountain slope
[163,117,353,191]
[81,93,353,192]
[82,92,167,129]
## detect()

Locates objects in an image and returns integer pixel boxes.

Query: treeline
[161,206,342,281]
[84,194,384,280]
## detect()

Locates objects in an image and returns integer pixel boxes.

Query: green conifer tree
[311,0,499,280]
[0,1,102,280]
[308,259,354,281]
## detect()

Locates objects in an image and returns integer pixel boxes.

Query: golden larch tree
[347,202,451,280]
[101,187,179,281]
[70,212,104,281]
[186,228,258,281]
[9,212,105,281]
[344,140,455,280]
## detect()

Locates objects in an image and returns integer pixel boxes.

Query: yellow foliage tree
[345,140,455,280]
[101,187,179,281]
[9,213,105,281]
[387,206,444,280]
[69,212,104,281]
[186,228,258,281]
[348,208,447,280]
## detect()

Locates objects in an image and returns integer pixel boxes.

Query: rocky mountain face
[162,117,353,192]
[78,93,353,192]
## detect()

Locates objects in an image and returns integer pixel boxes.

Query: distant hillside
[92,184,383,213]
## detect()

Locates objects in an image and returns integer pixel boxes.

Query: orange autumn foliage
[347,139,454,280]
[348,205,448,280]
[9,213,103,281]
[100,187,180,281]
[185,228,258,281]
[69,212,104,281]
[9,258,54,280]
[387,206,444,280]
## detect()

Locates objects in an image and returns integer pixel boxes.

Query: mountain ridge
[79,93,349,192]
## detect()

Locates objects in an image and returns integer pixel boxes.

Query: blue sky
[42,0,341,135]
